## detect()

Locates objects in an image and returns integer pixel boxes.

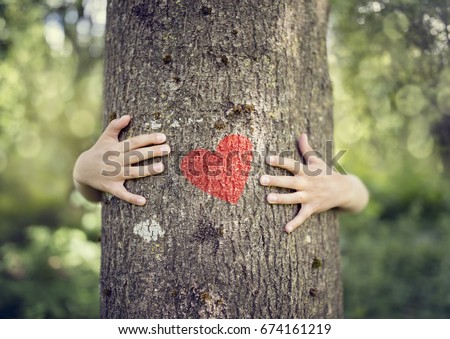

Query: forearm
[337,174,369,213]
[73,152,102,203]
[73,179,102,202]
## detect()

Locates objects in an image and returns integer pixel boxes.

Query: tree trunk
[101,0,341,318]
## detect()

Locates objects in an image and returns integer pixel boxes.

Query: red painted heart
[180,134,253,204]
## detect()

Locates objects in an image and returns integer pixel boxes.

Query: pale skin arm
[260,133,369,233]
[73,115,170,206]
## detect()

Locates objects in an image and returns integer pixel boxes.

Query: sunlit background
[0,0,449,318]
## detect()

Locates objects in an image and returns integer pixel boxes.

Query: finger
[121,133,167,151]
[102,115,131,139]
[285,206,312,233]
[125,162,165,179]
[267,155,303,175]
[267,191,305,205]
[298,134,321,164]
[260,175,304,190]
[111,184,146,206]
[125,144,171,165]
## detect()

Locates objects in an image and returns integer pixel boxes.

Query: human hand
[260,134,368,233]
[73,115,170,205]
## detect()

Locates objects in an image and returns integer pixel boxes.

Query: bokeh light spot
[69,110,96,138]
[44,15,65,52]
[16,130,42,158]
[383,11,410,40]
[395,85,427,116]
[407,117,434,159]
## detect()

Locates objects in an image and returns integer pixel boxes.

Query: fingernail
[266,156,275,164]
[260,175,270,185]
[160,144,170,153]
[267,194,277,203]
[154,162,164,172]
[137,197,146,205]
[157,134,166,143]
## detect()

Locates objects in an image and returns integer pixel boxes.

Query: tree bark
[101,0,341,318]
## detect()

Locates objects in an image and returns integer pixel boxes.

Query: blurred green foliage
[0,0,448,318]
[330,0,450,318]
[0,0,104,318]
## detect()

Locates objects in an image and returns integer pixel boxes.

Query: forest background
[0,0,449,318]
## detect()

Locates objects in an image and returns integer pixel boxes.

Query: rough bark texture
[101,0,342,318]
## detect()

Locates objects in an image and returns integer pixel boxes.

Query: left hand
[260,134,355,233]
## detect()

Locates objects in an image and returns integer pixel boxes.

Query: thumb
[102,115,131,140]
[111,184,146,206]
[285,206,312,233]
[298,133,320,164]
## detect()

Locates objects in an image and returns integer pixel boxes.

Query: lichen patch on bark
[150,120,162,130]
[169,120,180,128]
[133,218,165,242]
